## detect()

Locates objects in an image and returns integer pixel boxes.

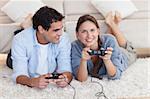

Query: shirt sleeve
[71,41,82,78]
[105,35,127,80]
[11,36,29,83]
[56,33,72,73]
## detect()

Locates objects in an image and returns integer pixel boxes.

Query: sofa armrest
[136,48,150,58]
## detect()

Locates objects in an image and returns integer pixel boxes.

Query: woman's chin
[85,43,92,47]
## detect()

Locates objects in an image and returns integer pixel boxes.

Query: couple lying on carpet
[6,6,137,89]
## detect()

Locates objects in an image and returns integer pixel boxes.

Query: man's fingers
[56,81,68,88]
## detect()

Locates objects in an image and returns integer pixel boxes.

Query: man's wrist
[28,78,34,87]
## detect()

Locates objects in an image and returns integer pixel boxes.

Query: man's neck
[36,32,49,45]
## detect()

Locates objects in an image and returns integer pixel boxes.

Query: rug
[0,58,150,99]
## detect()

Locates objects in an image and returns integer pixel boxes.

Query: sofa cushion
[65,19,150,48]
[1,0,45,22]
[91,0,138,18]
[0,0,13,24]
[0,23,20,53]
[42,0,64,15]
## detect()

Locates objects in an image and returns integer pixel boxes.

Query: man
[11,6,72,89]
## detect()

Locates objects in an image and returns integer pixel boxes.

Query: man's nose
[57,31,62,36]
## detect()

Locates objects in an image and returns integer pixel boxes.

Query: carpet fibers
[0,58,150,99]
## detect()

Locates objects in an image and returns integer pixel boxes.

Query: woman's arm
[103,59,117,77]
[77,58,88,81]
[101,47,117,77]
[76,47,91,82]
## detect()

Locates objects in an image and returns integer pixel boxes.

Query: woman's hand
[100,47,113,60]
[82,47,91,61]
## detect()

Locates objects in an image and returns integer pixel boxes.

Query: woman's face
[76,21,100,47]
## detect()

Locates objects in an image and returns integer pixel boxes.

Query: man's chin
[53,40,60,44]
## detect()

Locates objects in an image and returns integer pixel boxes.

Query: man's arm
[16,75,32,87]
[16,74,50,89]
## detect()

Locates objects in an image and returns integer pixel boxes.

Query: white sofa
[0,0,150,57]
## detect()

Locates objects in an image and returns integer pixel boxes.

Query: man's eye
[54,29,60,32]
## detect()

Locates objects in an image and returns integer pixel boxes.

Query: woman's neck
[90,37,101,50]
[90,41,99,50]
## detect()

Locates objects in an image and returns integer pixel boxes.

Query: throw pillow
[91,0,138,18]
[1,0,45,22]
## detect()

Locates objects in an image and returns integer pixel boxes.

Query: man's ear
[37,25,45,34]
[76,32,79,39]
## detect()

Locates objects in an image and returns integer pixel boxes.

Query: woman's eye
[91,29,95,32]
[81,30,87,33]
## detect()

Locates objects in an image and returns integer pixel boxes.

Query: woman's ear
[98,28,101,35]
[37,25,45,34]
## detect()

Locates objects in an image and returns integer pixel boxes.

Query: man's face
[43,21,63,44]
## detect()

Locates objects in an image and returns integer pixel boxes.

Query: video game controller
[45,73,62,79]
[87,48,106,56]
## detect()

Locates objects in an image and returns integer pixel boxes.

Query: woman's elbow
[77,75,88,82]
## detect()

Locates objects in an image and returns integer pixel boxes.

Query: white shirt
[36,43,49,75]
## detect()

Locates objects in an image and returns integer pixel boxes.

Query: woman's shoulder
[71,40,82,47]
[101,34,118,43]
[71,40,83,51]
[101,34,116,41]
[100,34,119,48]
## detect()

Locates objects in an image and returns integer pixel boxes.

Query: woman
[71,12,137,81]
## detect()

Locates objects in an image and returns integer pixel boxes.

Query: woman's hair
[76,14,100,32]
[32,6,64,31]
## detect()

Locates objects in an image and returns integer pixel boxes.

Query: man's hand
[30,73,52,89]
[53,72,72,88]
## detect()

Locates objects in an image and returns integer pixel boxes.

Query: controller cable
[63,75,109,99]
[62,75,76,99]
[90,77,109,99]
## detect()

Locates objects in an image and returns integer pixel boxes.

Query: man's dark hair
[32,6,64,31]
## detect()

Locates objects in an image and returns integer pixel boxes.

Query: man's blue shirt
[11,27,72,82]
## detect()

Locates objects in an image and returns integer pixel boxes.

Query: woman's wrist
[103,58,111,64]
[81,58,88,62]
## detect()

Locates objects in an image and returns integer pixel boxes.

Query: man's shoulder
[60,32,69,40]
[58,32,71,44]
[13,27,35,46]
[14,27,34,40]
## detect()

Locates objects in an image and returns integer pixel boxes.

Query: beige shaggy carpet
[0,58,150,99]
